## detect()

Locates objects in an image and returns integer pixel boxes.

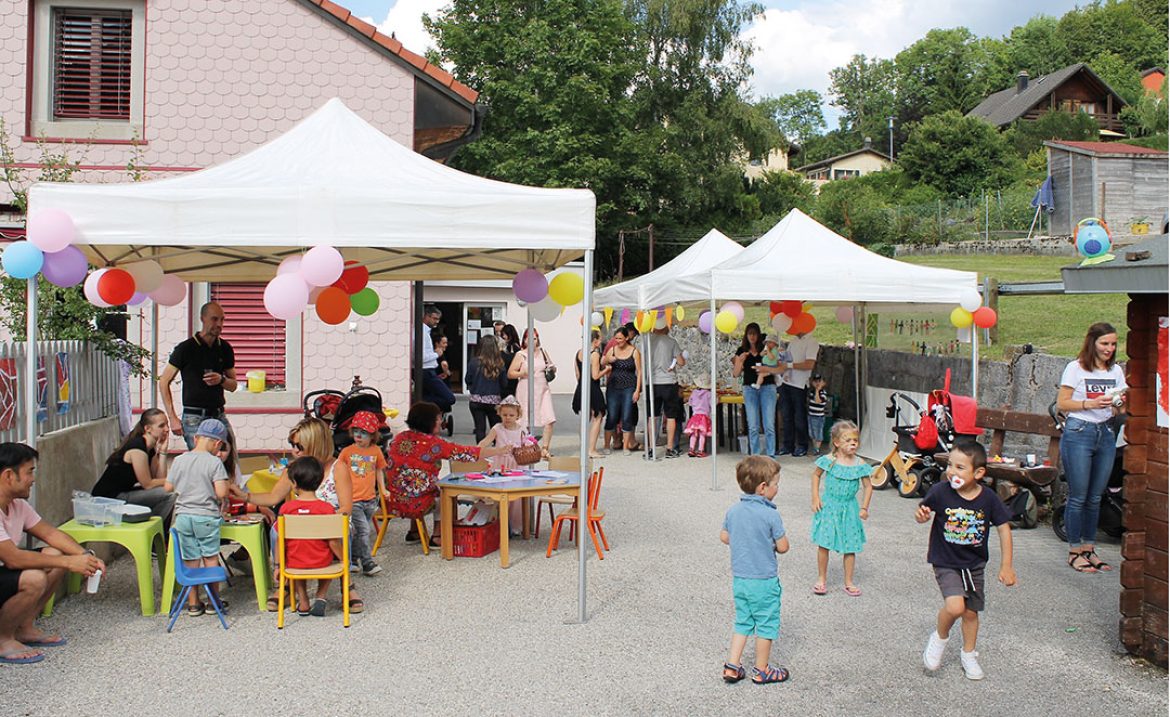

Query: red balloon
[769,301,783,315]
[788,312,816,335]
[332,261,369,294]
[97,268,136,305]
[972,306,997,329]
[780,300,803,318]
[315,287,351,325]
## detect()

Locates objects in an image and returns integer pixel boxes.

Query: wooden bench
[934,407,1062,489]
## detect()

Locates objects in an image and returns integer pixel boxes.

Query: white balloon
[277,256,302,275]
[959,289,982,313]
[124,260,164,293]
[300,246,344,287]
[590,311,604,327]
[722,301,745,321]
[529,297,561,322]
[771,313,792,334]
[84,269,112,308]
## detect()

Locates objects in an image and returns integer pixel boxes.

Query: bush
[899,111,1021,196]
[814,180,894,245]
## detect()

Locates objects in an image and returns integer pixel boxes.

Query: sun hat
[194,418,228,443]
[763,334,779,346]
[350,410,381,434]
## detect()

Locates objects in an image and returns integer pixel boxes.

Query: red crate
[452,521,500,558]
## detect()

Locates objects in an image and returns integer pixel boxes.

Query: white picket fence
[0,340,119,444]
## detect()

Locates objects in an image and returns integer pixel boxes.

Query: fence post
[986,278,1000,344]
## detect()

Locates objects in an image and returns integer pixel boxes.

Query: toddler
[806,373,829,455]
[335,411,387,577]
[164,419,231,616]
[917,442,1016,680]
[810,420,873,597]
[279,456,344,617]
[720,456,791,685]
[684,385,713,457]
[756,335,785,389]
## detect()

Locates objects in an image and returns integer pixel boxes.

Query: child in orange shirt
[279,457,343,617]
[335,411,388,577]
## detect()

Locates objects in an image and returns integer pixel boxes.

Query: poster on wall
[55,352,70,415]
[1157,316,1167,429]
[35,357,48,423]
[0,358,15,431]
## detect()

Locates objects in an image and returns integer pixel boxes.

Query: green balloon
[350,287,380,316]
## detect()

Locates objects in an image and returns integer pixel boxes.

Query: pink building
[0,0,490,454]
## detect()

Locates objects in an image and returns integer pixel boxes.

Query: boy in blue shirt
[720,455,790,685]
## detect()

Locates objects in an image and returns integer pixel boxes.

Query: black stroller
[303,378,394,456]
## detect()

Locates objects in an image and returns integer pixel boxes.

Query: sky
[339,0,1086,117]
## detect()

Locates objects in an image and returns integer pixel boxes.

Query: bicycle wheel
[898,467,923,498]
[871,464,895,490]
[1051,499,1068,542]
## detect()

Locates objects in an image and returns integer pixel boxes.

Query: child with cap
[164,418,231,616]
[756,336,789,389]
[335,410,388,577]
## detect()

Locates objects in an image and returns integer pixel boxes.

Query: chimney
[1017,71,1029,93]
[863,136,872,150]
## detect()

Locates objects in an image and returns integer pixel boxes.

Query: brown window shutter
[52,9,133,121]
[209,284,288,388]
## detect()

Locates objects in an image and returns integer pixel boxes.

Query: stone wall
[894,235,1146,257]
[33,417,123,528]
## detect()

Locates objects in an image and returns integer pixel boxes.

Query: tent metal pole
[526,313,534,438]
[852,304,861,429]
[150,300,159,409]
[412,282,423,405]
[577,249,593,623]
[858,303,868,432]
[709,288,718,491]
[647,323,656,461]
[25,276,38,510]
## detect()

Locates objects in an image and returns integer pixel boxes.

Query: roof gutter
[422,102,486,163]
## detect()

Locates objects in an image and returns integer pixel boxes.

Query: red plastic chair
[545,467,608,560]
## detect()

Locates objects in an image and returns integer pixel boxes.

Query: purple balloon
[127,292,148,306]
[40,245,88,287]
[512,268,548,304]
[698,311,713,334]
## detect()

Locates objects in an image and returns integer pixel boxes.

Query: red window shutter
[209,284,287,388]
[52,9,133,121]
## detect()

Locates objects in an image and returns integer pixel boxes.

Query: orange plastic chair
[546,467,608,560]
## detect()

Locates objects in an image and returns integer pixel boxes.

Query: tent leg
[647,333,656,461]
[709,291,718,491]
[413,282,424,405]
[577,250,593,624]
[150,300,159,409]
[526,314,534,437]
[25,276,38,511]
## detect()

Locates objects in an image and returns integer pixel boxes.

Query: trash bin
[246,370,266,393]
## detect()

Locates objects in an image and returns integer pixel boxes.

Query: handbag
[511,432,543,465]
[541,349,556,383]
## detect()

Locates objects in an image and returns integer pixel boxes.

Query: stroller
[303,377,395,456]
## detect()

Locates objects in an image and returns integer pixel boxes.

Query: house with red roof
[1043,140,1168,238]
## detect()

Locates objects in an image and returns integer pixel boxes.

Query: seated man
[419,305,455,413]
[0,443,105,665]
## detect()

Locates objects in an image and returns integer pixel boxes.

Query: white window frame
[30,0,146,141]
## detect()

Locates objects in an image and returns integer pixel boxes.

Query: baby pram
[303,379,394,456]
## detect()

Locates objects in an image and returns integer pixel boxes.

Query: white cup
[1026,454,1037,467]
[86,569,102,594]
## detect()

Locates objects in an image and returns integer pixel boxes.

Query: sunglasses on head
[288,439,304,451]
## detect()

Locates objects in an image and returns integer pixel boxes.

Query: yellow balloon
[548,272,584,306]
[639,310,657,333]
[715,310,738,334]
[675,305,686,320]
[950,307,973,328]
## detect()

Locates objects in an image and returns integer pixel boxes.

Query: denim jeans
[1060,416,1116,547]
[605,386,636,432]
[180,410,232,450]
[742,384,776,457]
[350,498,379,568]
[778,383,809,453]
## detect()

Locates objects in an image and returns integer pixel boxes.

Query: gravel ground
[5,396,1166,714]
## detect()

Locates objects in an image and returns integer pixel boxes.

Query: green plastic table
[44,517,165,617]
[161,518,271,613]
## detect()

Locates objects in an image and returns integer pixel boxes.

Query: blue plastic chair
[165,529,229,632]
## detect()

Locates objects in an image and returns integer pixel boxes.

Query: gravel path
[6,396,1165,714]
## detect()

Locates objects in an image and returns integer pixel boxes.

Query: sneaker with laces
[665,448,682,459]
[363,563,383,576]
[922,631,948,671]
[960,650,984,680]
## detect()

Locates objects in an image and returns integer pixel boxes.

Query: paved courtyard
[5,396,1166,714]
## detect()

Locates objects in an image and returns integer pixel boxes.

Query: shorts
[0,566,22,608]
[650,384,685,422]
[933,565,986,612]
[808,415,826,442]
[732,576,782,640]
[174,514,223,559]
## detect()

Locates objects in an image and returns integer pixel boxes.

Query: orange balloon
[315,286,351,325]
[972,306,997,328]
[788,312,816,335]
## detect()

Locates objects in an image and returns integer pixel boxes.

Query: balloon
[958,289,982,313]
[315,287,351,325]
[277,256,302,275]
[124,260,164,293]
[350,287,380,316]
[675,305,685,321]
[512,268,548,304]
[40,245,88,287]
[640,310,658,333]
[698,311,713,334]
[771,313,793,334]
[603,307,614,327]
[26,209,75,253]
[149,274,187,306]
[127,292,148,307]
[97,268,136,305]
[529,296,561,322]
[548,272,584,306]
[835,306,854,324]
[769,301,783,315]
[1075,218,1111,258]
[590,311,603,327]
[264,273,309,320]
[950,307,973,328]
[619,308,631,326]
[1,241,43,279]
[780,300,802,318]
[333,261,369,294]
[300,245,344,286]
[972,306,997,328]
[789,312,816,335]
[84,269,112,307]
[722,301,745,322]
[715,310,738,334]
[308,286,325,304]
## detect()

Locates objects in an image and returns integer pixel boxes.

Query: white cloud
[366,0,445,56]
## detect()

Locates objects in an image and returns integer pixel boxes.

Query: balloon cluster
[696,302,743,335]
[264,248,379,324]
[767,300,816,336]
[948,289,996,331]
[512,269,584,323]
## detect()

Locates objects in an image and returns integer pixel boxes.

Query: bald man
[160,302,238,449]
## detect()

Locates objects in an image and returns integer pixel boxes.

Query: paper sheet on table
[528,470,568,478]
[479,473,538,483]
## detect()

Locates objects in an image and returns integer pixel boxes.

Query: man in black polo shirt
[160,302,238,449]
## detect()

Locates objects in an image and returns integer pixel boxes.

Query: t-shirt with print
[168,450,229,517]
[921,482,1012,569]
[337,444,387,502]
[722,494,786,579]
[1060,361,1127,424]
[279,499,337,569]
[0,499,41,567]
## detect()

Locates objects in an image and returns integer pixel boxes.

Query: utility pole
[888,116,895,160]
[647,224,655,271]
[617,231,625,282]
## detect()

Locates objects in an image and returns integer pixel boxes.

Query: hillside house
[795,139,891,190]
[968,63,1127,133]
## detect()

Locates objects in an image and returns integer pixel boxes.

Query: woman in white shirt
[1056,323,1126,574]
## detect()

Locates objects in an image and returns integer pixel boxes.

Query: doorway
[430,301,507,394]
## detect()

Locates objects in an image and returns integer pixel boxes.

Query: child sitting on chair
[335,411,387,577]
[279,457,344,617]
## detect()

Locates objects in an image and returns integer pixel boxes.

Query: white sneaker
[922,631,948,671]
[960,650,985,680]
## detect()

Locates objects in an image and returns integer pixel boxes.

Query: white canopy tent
[593,228,743,308]
[24,98,597,620]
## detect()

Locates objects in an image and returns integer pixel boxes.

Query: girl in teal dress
[810,420,873,597]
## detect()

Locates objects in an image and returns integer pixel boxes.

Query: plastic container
[246,370,266,393]
[72,496,126,527]
[452,521,501,557]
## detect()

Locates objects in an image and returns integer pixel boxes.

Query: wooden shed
[1044,141,1168,239]
[1063,235,1169,667]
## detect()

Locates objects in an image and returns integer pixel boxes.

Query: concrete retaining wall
[894,235,1145,257]
[33,417,122,528]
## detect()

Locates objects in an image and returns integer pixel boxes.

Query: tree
[1005,110,1100,156]
[898,111,1020,197]
[1121,77,1168,137]
[894,28,995,124]
[793,128,863,168]
[982,16,1073,90]
[813,179,893,246]
[1088,51,1144,105]
[1058,0,1167,71]
[828,54,896,139]
[749,170,815,219]
[756,90,825,145]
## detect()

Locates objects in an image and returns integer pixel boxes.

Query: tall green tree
[828,54,896,140]
[894,28,995,124]
[898,111,1020,197]
[1089,51,1145,104]
[1058,0,1167,70]
[756,90,825,145]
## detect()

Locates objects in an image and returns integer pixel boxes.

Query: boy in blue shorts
[720,455,790,684]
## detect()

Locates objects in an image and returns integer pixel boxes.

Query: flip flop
[844,586,862,597]
[20,635,66,648]
[309,598,327,617]
[0,649,45,665]
[297,603,312,617]
[812,583,827,596]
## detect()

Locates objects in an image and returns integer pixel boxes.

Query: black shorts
[0,566,23,608]
[933,565,986,612]
[650,384,685,421]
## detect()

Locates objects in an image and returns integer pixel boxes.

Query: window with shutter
[210,284,288,389]
[51,8,133,121]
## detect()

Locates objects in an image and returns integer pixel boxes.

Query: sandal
[844,585,862,597]
[296,602,312,617]
[722,662,746,683]
[348,597,365,614]
[751,665,790,684]
[309,598,327,617]
[186,603,206,617]
[1068,551,1098,573]
[812,583,827,596]
[1082,550,1112,572]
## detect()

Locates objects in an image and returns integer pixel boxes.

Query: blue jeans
[605,386,636,432]
[350,498,379,568]
[742,384,776,457]
[180,410,231,450]
[1059,416,1116,547]
[422,369,455,412]
[778,383,809,453]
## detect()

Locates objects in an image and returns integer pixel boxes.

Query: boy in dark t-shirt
[916,442,1016,681]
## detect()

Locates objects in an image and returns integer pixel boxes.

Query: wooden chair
[546,467,608,560]
[536,456,581,538]
[372,492,430,557]
[451,459,490,473]
[277,513,351,628]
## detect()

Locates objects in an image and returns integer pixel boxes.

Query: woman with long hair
[508,328,558,456]
[731,322,778,458]
[602,325,643,454]
[92,408,177,526]
[1057,322,1127,573]
[574,329,611,458]
[465,334,510,442]
[500,324,522,397]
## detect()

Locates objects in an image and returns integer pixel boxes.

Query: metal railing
[0,340,119,444]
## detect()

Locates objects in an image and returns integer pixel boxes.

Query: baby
[756,335,790,389]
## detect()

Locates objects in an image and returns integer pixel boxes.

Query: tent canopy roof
[27,99,595,282]
[592,228,742,308]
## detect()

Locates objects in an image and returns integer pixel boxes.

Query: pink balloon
[27,209,76,253]
[698,311,713,334]
[264,273,309,320]
[41,245,88,288]
[149,274,187,307]
[835,306,854,324]
[722,301,745,322]
[512,268,548,304]
[84,269,112,308]
[300,246,344,287]
[277,255,302,275]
